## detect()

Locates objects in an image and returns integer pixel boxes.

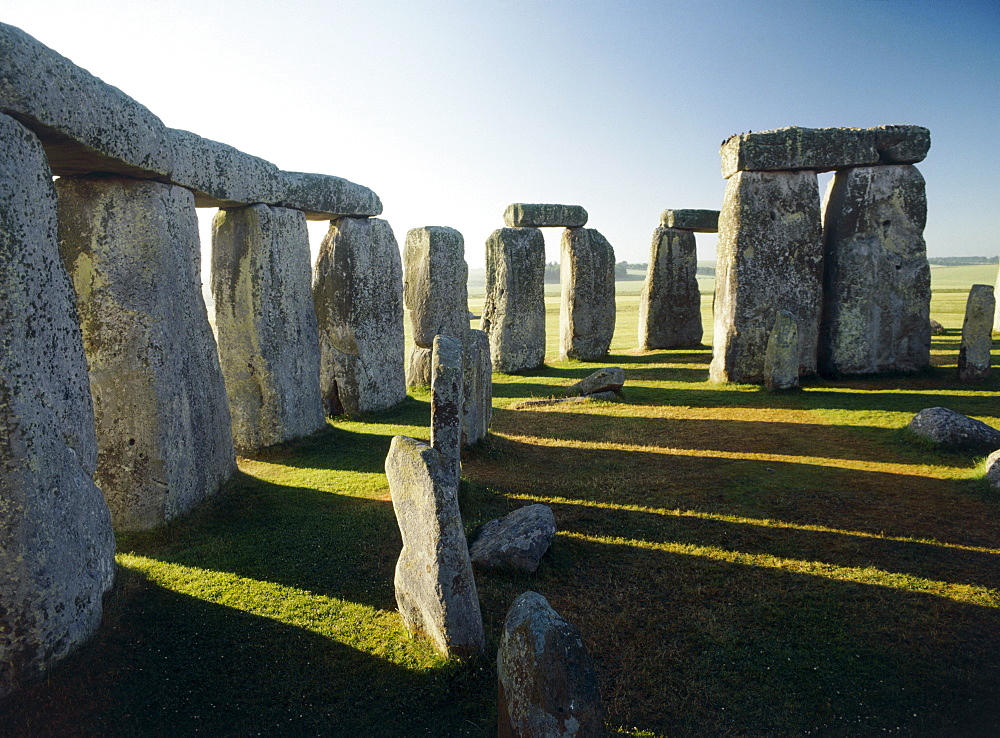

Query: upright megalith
[431,335,464,487]
[958,284,994,382]
[560,227,616,361]
[313,216,406,415]
[639,226,703,349]
[0,113,115,698]
[819,165,931,375]
[994,267,1000,334]
[765,311,800,391]
[211,205,325,452]
[482,227,546,373]
[462,328,493,447]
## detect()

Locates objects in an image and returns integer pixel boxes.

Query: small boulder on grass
[985,450,1000,489]
[930,318,946,335]
[563,367,624,398]
[907,407,1000,455]
[470,504,556,573]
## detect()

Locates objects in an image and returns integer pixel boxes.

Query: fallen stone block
[930,318,946,335]
[659,209,720,233]
[504,203,588,228]
[720,126,879,179]
[984,450,1000,490]
[907,407,1000,455]
[560,227,616,361]
[958,284,994,382]
[470,504,556,572]
[564,367,625,397]
[639,226,702,349]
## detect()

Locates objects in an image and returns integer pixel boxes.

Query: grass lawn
[6,265,1000,736]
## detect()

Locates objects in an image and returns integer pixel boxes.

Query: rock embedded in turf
[503,203,588,228]
[403,226,469,348]
[765,311,800,391]
[985,450,1000,489]
[907,407,1000,455]
[659,209,720,233]
[470,504,556,572]
[720,126,879,179]
[869,125,931,164]
[431,335,464,487]
[497,591,605,737]
[639,226,703,349]
[461,329,493,447]
[560,227,616,361]
[958,284,994,382]
[564,367,625,397]
[930,319,946,336]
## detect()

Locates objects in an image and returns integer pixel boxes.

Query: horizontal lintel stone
[503,203,588,228]
[720,126,881,178]
[659,209,720,232]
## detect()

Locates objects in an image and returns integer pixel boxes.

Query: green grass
[6,273,1000,736]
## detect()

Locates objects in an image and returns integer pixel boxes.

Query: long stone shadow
[249,423,424,474]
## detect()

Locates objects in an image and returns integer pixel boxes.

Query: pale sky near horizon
[4,0,998,269]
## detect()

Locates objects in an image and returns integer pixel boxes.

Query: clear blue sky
[5,0,998,268]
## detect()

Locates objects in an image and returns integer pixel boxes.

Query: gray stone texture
[819,165,931,375]
[560,227,616,361]
[313,217,406,416]
[386,435,484,658]
[407,345,433,387]
[710,170,823,383]
[907,407,1000,455]
[56,174,236,532]
[498,591,605,738]
[870,125,931,164]
[720,126,879,179]
[431,335,464,487]
[930,318,946,336]
[169,129,284,208]
[504,203,588,228]
[565,367,625,397]
[462,329,493,447]
[639,226,703,349]
[211,205,326,453]
[765,311,800,391]
[984,449,1000,490]
[482,227,546,373]
[659,208,720,233]
[276,171,383,221]
[403,226,469,348]
[958,284,994,382]
[469,504,556,572]
[0,113,115,699]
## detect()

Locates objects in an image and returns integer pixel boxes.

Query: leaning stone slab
[504,203,588,228]
[276,171,383,220]
[710,170,823,384]
[403,226,469,348]
[560,227,616,361]
[470,504,556,572]
[564,367,625,397]
[720,126,879,179]
[313,217,406,415]
[659,209,720,233]
[958,284,994,382]
[0,113,115,699]
[386,435,484,658]
[57,175,236,531]
[169,129,284,208]
[482,227,546,373]
[765,311,800,391]
[462,329,493,447]
[870,125,931,164]
[498,591,605,737]
[639,226,702,349]
[907,407,1000,455]
[431,335,464,487]
[819,165,930,375]
[211,205,326,453]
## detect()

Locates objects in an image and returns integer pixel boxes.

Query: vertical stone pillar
[958,284,994,382]
[710,170,823,383]
[211,205,325,452]
[819,165,930,375]
[56,174,236,532]
[431,334,463,486]
[0,113,115,699]
[313,216,406,415]
[992,266,1000,334]
[462,329,493,447]
[481,227,546,373]
[560,227,616,361]
[638,227,702,349]
[765,311,800,391]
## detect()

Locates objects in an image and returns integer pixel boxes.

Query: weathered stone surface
[0,113,115,699]
[432,335,464,487]
[313,217,406,416]
[720,126,879,179]
[482,228,546,373]
[57,175,236,531]
[819,165,930,375]
[498,591,605,738]
[560,228,616,361]
[564,367,625,397]
[710,171,823,383]
[504,203,588,228]
[765,311,800,391]
[169,129,284,208]
[386,435,484,658]
[462,329,493,447]
[659,209,720,233]
[930,319,946,336]
[639,227,702,349]
[984,450,1000,490]
[211,205,325,452]
[470,505,556,572]
[907,407,1000,455]
[403,226,469,348]
[276,171,383,220]
[958,284,994,382]
[870,125,931,164]
[407,345,433,387]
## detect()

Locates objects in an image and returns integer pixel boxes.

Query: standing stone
[765,311,800,391]
[0,113,115,699]
[958,284,994,382]
[313,216,406,415]
[211,205,325,452]
[482,227,546,373]
[498,591,605,737]
[462,329,492,447]
[407,345,433,387]
[560,227,616,361]
[386,435,484,658]
[710,170,823,383]
[639,226,702,349]
[992,267,1000,334]
[432,335,464,487]
[57,175,236,532]
[819,165,931,375]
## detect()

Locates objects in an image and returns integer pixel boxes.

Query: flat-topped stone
[720,126,880,178]
[870,125,931,164]
[276,171,383,220]
[503,203,588,228]
[659,209,720,233]
[169,129,284,208]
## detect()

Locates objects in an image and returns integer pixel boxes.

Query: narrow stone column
[992,267,1000,334]
[462,329,493,447]
[0,113,115,699]
[57,174,236,532]
[710,170,823,383]
[819,165,931,375]
[211,205,325,452]
[481,227,545,373]
[639,227,702,349]
[313,216,406,415]
[958,284,994,382]
[765,311,800,391]
[560,227,616,361]
[431,334,464,486]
